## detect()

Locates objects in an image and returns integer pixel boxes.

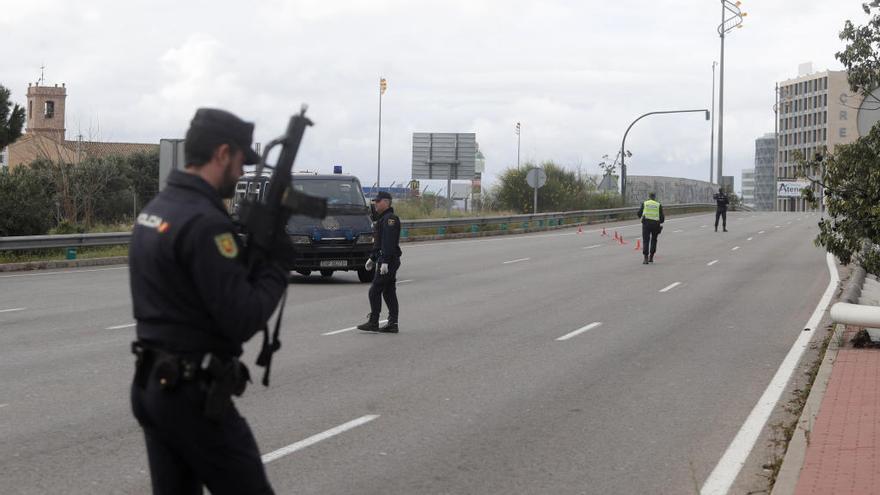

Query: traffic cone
[634,239,641,250]
[614,231,619,241]
[601,227,608,237]
[577,225,583,234]
[619,234,625,245]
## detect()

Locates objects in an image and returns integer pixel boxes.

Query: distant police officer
[357,191,402,333]
[129,108,287,495]
[638,192,665,264]
[714,187,729,232]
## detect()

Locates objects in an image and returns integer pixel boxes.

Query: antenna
[38,64,46,85]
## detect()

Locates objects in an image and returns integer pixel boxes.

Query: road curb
[771,323,844,495]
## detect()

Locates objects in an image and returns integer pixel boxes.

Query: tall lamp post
[620,109,711,202]
[377,77,387,190]
[716,0,747,183]
[515,122,521,169]
[710,61,717,183]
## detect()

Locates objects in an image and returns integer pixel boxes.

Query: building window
[29,100,33,118]
[823,94,827,106]
[813,129,817,142]
[840,127,848,138]
[823,128,827,141]
[840,110,848,121]
[44,101,55,119]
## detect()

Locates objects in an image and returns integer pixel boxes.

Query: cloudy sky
[2,0,869,193]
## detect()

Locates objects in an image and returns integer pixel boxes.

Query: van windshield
[293,179,366,207]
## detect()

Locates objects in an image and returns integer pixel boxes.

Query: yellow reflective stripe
[643,200,660,221]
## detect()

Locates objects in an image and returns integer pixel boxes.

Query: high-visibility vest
[642,200,661,221]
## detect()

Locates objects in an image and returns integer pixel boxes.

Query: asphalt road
[0,211,832,494]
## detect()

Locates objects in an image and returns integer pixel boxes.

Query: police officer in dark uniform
[714,187,730,232]
[129,108,287,495]
[637,192,665,264]
[357,191,402,333]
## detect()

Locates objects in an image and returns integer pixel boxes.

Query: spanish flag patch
[214,232,239,259]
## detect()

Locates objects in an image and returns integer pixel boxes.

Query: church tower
[26,80,67,141]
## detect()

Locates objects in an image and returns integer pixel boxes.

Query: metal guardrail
[0,203,716,251]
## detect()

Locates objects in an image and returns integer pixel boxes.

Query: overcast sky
[1,0,869,193]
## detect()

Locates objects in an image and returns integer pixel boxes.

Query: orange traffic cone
[577,225,583,234]
[614,231,619,241]
[634,239,641,250]
[619,234,625,245]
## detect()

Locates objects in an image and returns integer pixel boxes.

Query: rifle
[237,106,327,386]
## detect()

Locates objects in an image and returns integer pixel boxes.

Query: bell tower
[26,70,67,141]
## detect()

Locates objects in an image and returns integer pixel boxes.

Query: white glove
[379,263,389,275]
[365,259,375,271]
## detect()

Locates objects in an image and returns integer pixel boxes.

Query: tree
[0,166,55,236]
[0,84,26,150]
[798,3,880,275]
[490,161,621,213]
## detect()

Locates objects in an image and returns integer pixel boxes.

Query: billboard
[777,181,810,198]
[411,133,477,180]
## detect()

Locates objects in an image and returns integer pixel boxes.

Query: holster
[200,353,251,421]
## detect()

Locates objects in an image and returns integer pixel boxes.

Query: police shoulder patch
[214,232,239,259]
[387,217,397,226]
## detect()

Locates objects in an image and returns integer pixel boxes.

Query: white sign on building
[777,181,810,198]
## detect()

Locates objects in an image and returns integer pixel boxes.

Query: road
[0,211,833,494]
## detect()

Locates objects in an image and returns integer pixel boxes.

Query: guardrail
[0,203,716,251]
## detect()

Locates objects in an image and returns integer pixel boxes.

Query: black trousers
[642,221,661,256]
[715,208,727,229]
[131,373,273,495]
[369,258,400,322]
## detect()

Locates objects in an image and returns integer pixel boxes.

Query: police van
[232,169,375,282]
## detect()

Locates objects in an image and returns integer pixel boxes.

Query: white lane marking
[701,252,839,495]
[659,282,682,293]
[503,258,530,264]
[731,246,740,251]
[758,231,765,234]
[583,244,601,250]
[398,279,414,284]
[775,225,781,228]
[262,415,380,464]
[700,225,708,228]
[0,403,8,408]
[556,322,602,341]
[0,307,26,313]
[322,320,388,336]
[0,266,127,279]
[674,229,684,233]
[106,323,136,330]
[707,260,719,266]
[747,237,753,241]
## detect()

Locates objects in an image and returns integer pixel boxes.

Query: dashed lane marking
[262,415,380,464]
[659,282,682,293]
[556,322,603,341]
[322,320,388,336]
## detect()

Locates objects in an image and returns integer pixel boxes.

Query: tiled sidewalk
[793,347,880,494]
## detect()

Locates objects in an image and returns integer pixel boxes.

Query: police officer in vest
[638,192,665,264]
[358,191,402,333]
[129,108,287,494]
[713,187,729,232]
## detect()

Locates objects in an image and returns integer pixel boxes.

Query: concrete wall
[625,175,715,205]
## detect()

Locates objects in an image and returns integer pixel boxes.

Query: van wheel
[357,267,373,283]
[320,270,333,278]
[296,270,311,277]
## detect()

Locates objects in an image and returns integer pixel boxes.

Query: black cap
[186,108,261,164]
[373,191,392,201]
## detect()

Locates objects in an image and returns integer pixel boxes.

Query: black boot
[643,255,649,265]
[357,314,380,332]
[648,254,654,263]
[379,321,399,333]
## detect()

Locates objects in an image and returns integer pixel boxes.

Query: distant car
[232,171,375,282]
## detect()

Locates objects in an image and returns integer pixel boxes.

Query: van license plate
[319,260,347,268]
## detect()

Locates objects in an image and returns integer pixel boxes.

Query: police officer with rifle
[129,107,325,494]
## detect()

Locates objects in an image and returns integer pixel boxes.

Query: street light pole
[515,122,521,169]
[620,109,711,202]
[717,0,746,185]
[377,77,387,191]
[711,61,717,183]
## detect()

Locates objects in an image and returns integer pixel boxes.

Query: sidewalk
[774,275,880,495]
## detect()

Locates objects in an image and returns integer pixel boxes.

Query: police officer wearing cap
[638,192,665,264]
[129,108,287,494]
[357,191,402,333]
[713,187,730,232]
